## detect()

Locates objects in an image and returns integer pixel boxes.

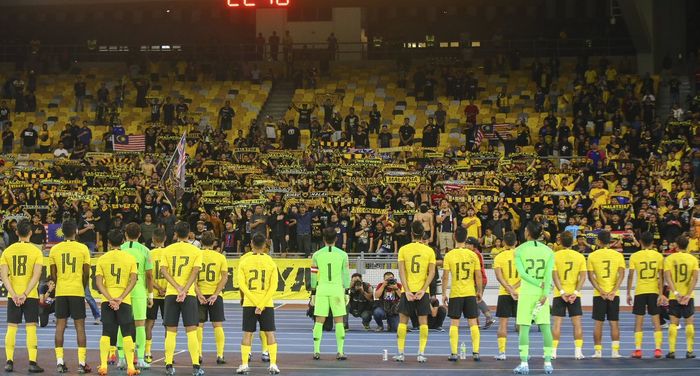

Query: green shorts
[131,296,148,321]
[516,294,550,326]
[313,295,346,318]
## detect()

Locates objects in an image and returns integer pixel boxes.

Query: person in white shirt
[53,142,69,158]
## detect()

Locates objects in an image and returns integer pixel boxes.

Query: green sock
[117,327,124,359]
[335,323,345,355]
[313,323,323,354]
[540,324,553,362]
[519,324,531,362]
[136,326,146,360]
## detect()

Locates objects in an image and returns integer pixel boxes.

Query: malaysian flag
[473,125,484,149]
[160,132,187,210]
[113,134,146,152]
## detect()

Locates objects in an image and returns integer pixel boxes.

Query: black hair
[108,229,124,247]
[322,227,337,246]
[201,231,216,247]
[16,219,32,238]
[503,231,517,247]
[152,228,165,244]
[597,230,612,245]
[351,273,362,279]
[525,221,542,240]
[251,232,267,249]
[125,222,141,240]
[676,235,689,250]
[62,220,77,238]
[454,227,467,243]
[411,221,425,238]
[640,231,654,247]
[174,222,190,239]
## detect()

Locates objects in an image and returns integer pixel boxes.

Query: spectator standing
[218,100,235,131]
[398,118,415,146]
[74,77,86,112]
[21,122,38,153]
[269,31,280,61]
[2,123,14,153]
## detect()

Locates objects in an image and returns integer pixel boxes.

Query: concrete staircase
[657,76,692,120]
[258,80,295,124]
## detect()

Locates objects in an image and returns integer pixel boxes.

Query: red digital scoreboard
[227,0,291,8]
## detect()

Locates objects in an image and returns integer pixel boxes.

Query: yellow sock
[552,339,559,350]
[612,341,620,351]
[164,331,176,365]
[145,339,152,356]
[418,325,429,354]
[214,326,225,358]
[686,324,695,353]
[397,323,407,353]
[26,324,38,362]
[260,331,269,353]
[654,330,663,350]
[56,347,64,363]
[109,346,116,358]
[241,345,251,366]
[78,347,87,366]
[594,344,602,352]
[197,327,203,356]
[449,326,459,354]
[99,336,111,369]
[5,325,17,362]
[574,339,583,350]
[634,331,643,350]
[498,337,507,353]
[470,325,480,354]
[187,330,200,366]
[123,336,136,371]
[268,343,278,365]
[669,324,678,353]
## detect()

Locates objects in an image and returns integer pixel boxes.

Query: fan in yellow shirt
[194,232,229,364]
[588,180,610,209]
[0,220,45,373]
[441,227,483,361]
[627,232,665,358]
[236,233,280,375]
[461,207,482,239]
[587,230,626,358]
[145,228,167,364]
[94,230,139,376]
[159,222,203,376]
[663,236,699,359]
[551,231,587,360]
[492,232,520,360]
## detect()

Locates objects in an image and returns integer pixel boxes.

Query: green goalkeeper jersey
[310,245,350,297]
[120,240,153,298]
[514,240,555,297]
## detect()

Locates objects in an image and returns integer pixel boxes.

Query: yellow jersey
[663,252,699,300]
[237,253,278,308]
[48,240,92,297]
[589,188,609,208]
[461,216,481,239]
[493,249,520,296]
[160,241,203,296]
[554,248,587,295]
[397,242,436,293]
[198,249,228,296]
[0,241,44,299]
[150,247,167,298]
[95,250,137,305]
[629,249,664,295]
[587,247,626,296]
[443,248,481,298]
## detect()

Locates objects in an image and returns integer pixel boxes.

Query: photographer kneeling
[373,272,402,332]
[348,273,374,330]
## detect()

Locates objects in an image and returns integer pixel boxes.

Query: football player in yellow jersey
[663,236,698,359]
[493,231,520,361]
[587,230,626,358]
[441,227,483,362]
[627,232,665,359]
[239,250,270,363]
[48,221,93,374]
[159,222,204,376]
[394,221,436,363]
[144,228,167,364]
[94,230,139,376]
[551,231,587,360]
[236,233,280,375]
[194,232,229,364]
[0,220,45,373]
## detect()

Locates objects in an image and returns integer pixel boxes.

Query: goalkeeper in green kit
[117,223,154,370]
[310,227,350,361]
[513,222,556,375]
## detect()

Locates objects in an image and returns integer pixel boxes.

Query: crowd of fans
[0,55,697,273]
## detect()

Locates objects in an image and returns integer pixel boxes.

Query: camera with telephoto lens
[386,278,397,285]
[353,280,363,289]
